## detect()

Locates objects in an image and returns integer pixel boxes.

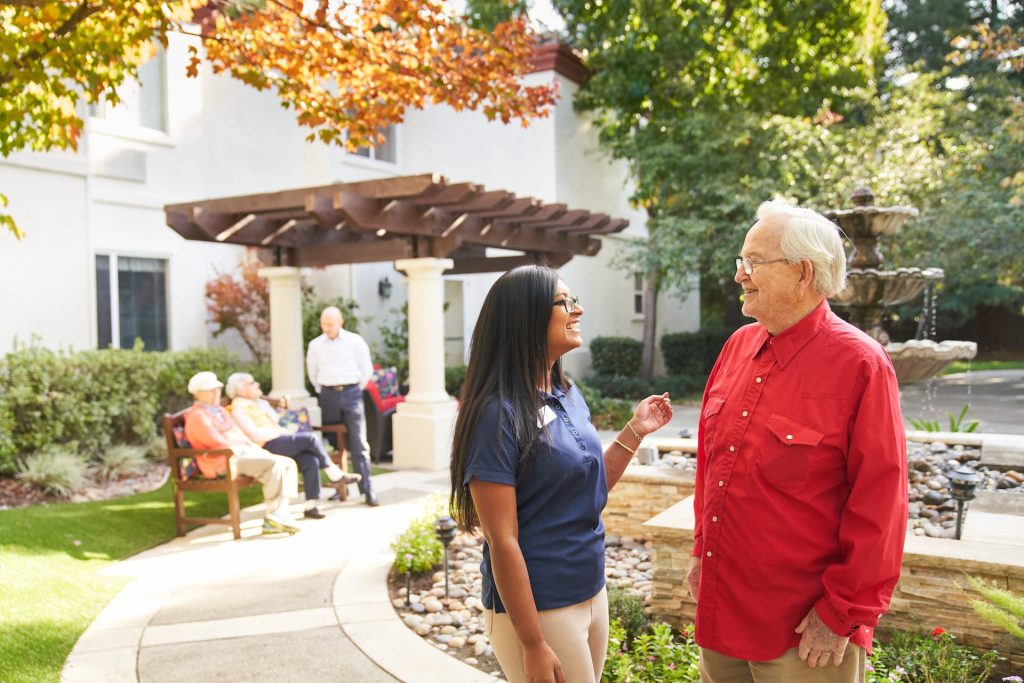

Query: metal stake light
[947,463,984,540]
[434,515,458,599]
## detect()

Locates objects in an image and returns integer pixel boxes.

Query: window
[96,255,169,351]
[92,47,166,131]
[352,124,396,163]
[633,273,644,315]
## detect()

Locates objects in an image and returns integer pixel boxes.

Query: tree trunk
[641,269,659,381]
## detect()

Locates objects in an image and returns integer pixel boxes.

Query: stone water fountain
[824,186,977,383]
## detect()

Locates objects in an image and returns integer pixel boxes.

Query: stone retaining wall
[603,464,694,541]
[645,497,1024,674]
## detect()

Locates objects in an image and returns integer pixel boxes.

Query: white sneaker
[324,463,345,482]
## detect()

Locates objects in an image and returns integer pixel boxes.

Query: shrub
[660,328,733,378]
[654,374,706,400]
[587,374,654,400]
[391,494,447,575]
[590,336,643,377]
[603,619,700,682]
[870,628,999,683]
[0,343,266,474]
[16,444,89,497]
[95,444,148,481]
[575,379,634,431]
[445,365,467,398]
[608,586,650,645]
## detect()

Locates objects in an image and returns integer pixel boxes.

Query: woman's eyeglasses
[553,296,580,313]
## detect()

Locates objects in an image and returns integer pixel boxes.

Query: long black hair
[449,265,566,532]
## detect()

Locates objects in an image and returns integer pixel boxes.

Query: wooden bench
[162,404,356,539]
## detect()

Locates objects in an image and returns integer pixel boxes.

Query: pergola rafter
[165,173,628,272]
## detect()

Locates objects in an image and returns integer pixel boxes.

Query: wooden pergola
[165,173,629,273]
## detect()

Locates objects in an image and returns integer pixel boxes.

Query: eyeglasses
[735,256,790,275]
[553,295,580,313]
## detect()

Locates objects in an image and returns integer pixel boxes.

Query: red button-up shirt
[693,300,907,660]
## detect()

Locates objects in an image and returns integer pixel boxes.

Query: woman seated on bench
[184,371,301,535]
[225,372,345,520]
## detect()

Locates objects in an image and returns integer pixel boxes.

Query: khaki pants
[485,587,608,683]
[700,645,866,683]
[233,446,298,510]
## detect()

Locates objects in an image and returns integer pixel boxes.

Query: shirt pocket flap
[703,395,726,420]
[765,413,824,448]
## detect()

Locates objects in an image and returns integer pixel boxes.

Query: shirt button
[786,434,793,440]
[571,429,579,435]
[706,551,712,557]
[580,443,587,450]
[718,480,724,487]
[742,411,748,417]
[755,377,762,383]
[728,445,735,452]
[712,516,719,522]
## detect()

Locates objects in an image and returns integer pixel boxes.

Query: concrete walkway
[62,470,493,683]
[62,369,1022,682]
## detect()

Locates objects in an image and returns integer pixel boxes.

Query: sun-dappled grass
[0,480,262,683]
[941,359,1024,375]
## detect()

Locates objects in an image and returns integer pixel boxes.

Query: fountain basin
[831,267,945,307]
[824,204,920,238]
[887,339,978,384]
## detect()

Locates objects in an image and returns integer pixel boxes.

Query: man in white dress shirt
[305,306,378,506]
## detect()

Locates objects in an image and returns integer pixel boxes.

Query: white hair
[224,372,254,400]
[756,199,848,297]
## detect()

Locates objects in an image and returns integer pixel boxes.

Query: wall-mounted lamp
[378,275,393,299]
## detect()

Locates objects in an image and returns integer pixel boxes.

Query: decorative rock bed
[390,533,656,678]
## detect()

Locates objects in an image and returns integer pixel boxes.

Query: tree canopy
[0,0,557,238]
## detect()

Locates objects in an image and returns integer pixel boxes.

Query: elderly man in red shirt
[688,199,908,682]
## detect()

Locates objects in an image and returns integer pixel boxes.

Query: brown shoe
[303,507,326,519]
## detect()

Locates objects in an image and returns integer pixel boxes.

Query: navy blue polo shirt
[463,382,607,613]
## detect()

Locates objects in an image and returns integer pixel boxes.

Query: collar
[540,381,569,401]
[194,401,227,417]
[762,299,830,370]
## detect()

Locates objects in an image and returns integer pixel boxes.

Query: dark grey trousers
[318,385,372,495]
[263,432,329,501]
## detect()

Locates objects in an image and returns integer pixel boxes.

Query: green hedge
[590,336,643,377]
[660,328,734,378]
[587,374,706,401]
[0,345,266,474]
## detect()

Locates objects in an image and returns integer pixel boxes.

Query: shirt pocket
[701,395,727,454]
[757,413,826,493]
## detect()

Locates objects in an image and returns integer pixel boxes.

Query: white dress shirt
[305,330,373,393]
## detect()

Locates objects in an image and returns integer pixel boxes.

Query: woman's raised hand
[631,393,673,438]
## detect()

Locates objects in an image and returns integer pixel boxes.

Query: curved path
[62,470,493,683]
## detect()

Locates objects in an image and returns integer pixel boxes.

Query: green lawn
[0,481,263,683]
[940,359,1024,375]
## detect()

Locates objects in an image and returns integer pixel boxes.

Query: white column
[392,257,457,470]
[258,266,312,406]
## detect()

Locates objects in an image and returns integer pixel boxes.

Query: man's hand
[795,607,850,668]
[522,641,565,683]
[686,556,701,603]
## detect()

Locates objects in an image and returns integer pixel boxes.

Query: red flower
[932,627,945,638]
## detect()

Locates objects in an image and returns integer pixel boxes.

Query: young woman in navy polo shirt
[450,266,672,683]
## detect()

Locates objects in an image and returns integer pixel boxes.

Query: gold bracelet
[614,438,636,456]
[626,420,641,443]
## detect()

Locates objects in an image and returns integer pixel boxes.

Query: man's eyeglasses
[735,256,790,275]
[553,296,581,313]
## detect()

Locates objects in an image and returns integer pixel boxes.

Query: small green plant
[16,444,88,497]
[607,586,651,645]
[95,444,148,481]
[870,627,999,683]
[603,619,700,682]
[964,576,1024,641]
[445,365,467,398]
[145,432,168,462]
[909,404,980,433]
[391,494,447,575]
[590,336,643,377]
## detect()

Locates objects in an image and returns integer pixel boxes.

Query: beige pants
[485,587,609,683]
[700,645,866,683]
[233,446,298,510]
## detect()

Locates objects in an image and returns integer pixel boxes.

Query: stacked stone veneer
[603,464,695,541]
[644,496,1024,673]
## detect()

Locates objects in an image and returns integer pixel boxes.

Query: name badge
[538,405,557,428]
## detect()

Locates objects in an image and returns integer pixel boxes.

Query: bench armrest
[169,448,234,459]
